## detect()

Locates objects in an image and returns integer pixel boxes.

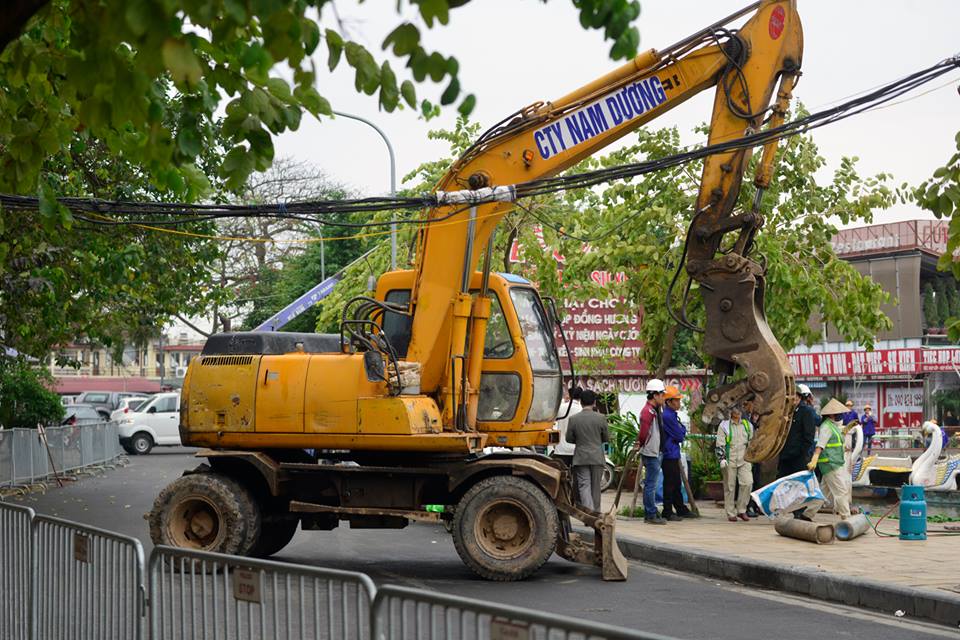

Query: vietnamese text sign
[788,348,960,378]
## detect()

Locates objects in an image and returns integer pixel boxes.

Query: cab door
[255,354,309,432]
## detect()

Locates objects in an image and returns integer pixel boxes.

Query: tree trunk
[502,227,518,274]
[655,322,680,379]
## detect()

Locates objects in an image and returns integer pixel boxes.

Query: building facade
[50,333,204,395]
[789,219,959,432]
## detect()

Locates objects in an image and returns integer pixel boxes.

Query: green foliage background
[0,360,64,428]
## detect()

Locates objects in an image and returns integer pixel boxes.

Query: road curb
[593,529,960,627]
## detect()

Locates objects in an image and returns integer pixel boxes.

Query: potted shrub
[607,412,642,491]
[687,434,723,500]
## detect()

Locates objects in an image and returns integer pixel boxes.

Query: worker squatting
[533,76,669,160]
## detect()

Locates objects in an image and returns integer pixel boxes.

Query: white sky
[272,0,960,226]
[172,1,960,341]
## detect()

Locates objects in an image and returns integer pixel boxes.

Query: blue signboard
[253,273,343,332]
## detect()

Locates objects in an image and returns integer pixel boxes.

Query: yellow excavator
[150,0,801,581]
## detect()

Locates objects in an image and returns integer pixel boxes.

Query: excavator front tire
[149,472,260,556]
[452,475,558,581]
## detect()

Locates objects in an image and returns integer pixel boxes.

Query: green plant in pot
[607,412,640,469]
[686,405,722,498]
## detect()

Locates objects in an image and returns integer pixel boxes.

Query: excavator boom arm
[406,1,802,460]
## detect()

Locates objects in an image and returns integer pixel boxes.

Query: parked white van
[117,392,181,455]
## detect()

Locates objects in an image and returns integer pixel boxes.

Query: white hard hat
[646,378,665,393]
[797,384,812,396]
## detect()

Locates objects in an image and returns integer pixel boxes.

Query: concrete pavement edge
[583,528,960,628]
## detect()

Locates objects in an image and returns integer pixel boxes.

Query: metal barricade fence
[0,503,678,640]
[0,502,34,640]
[0,422,124,488]
[149,545,377,640]
[33,514,146,640]
[0,430,14,487]
[371,585,673,640]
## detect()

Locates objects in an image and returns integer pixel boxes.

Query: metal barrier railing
[1,502,678,640]
[371,584,672,640]
[149,545,377,640]
[32,514,146,640]
[0,422,124,489]
[0,502,34,640]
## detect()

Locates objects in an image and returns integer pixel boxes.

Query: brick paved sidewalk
[601,493,960,595]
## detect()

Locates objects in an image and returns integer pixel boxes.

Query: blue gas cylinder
[898,484,927,541]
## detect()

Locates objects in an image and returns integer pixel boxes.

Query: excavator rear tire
[149,472,259,556]
[452,475,558,581]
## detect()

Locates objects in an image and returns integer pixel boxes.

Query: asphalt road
[7,448,956,640]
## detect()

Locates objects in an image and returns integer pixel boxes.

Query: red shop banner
[788,348,960,378]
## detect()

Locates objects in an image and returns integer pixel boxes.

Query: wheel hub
[169,496,223,549]
[474,499,534,559]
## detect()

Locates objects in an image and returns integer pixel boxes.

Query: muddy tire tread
[452,475,558,582]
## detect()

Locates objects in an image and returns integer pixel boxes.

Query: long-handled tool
[680,457,700,517]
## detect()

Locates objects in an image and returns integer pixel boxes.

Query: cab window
[382,290,412,358]
[482,294,513,359]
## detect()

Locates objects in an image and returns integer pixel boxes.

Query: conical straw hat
[821,398,848,417]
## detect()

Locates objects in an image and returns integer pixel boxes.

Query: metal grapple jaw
[691,254,798,463]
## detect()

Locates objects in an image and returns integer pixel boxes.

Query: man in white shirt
[553,386,582,468]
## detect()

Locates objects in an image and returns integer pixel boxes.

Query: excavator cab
[371,269,563,449]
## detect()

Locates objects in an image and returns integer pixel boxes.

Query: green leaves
[325,29,344,71]
[572,0,642,60]
[345,41,380,94]
[383,23,421,57]
[161,38,204,89]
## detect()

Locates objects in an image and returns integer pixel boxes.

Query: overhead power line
[0,55,957,235]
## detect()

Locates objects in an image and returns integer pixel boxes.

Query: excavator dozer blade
[597,511,629,581]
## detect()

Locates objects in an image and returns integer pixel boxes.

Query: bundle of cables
[0,55,957,232]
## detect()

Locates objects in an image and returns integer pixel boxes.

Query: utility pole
[332,110,398,269]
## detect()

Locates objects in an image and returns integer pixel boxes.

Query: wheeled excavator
[149,0,801,581]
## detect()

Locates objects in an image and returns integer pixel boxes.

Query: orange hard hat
[664,385,681,400]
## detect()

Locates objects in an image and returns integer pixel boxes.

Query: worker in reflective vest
[802,398,852,520]
[716,406,753,522]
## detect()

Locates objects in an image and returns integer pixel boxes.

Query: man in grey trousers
[565,389,609,511]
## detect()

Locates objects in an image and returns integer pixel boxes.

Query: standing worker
[778,385,818,478]
[553,386,583,468]
[861,404,876,456]
[802,398,852,520]
[635,379,666,525]
[565,389,609,511]
[841,400,858,427]
[660,386,693,520]
[716,406,753,522]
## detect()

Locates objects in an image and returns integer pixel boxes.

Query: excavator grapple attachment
[691,254,798,463]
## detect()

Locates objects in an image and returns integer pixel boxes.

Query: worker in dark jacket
[861,404,877,455]
[660,386,693,520]
[565,389,609,511]
[778,384,818,478]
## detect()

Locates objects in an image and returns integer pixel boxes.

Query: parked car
[117,392,181,455]
[61,405,103,425]
[76,391,150,419]
[109,397,146,423]
[60,395,80,406]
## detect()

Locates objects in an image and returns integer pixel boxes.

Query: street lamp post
[332,111,398,269]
